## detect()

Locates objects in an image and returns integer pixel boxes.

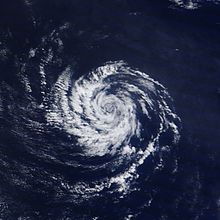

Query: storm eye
[102,102,115,114]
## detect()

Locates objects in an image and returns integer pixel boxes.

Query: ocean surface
[0,0,220,219]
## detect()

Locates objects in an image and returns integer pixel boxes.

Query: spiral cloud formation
[45,61,180,196]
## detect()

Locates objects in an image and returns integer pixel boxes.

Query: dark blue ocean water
[0,1,220,219]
